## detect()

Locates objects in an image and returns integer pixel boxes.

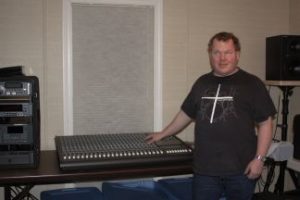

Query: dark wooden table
[0,150,193,200]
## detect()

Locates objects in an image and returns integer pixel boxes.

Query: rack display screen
[0,104,22,112]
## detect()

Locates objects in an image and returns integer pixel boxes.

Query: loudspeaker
[293,114,300,159]
[266,35,300,80]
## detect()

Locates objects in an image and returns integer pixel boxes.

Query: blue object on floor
[157,177,226,200]
[102,180,168,200]
[40,187,103,200]
[157,177,193,200]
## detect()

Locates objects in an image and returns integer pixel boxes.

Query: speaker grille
[266,35,300,80]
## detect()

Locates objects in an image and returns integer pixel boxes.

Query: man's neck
[213,67,239,77]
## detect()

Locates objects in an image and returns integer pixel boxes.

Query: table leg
[4,185,36,200]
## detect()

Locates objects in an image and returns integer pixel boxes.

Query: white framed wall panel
[63,0,163,135]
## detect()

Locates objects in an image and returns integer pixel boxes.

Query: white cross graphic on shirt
[201,84,233,123]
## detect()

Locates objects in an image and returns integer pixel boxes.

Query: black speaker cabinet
[266,35,300,80]
[293,114,300,159]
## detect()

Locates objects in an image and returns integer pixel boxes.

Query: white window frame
[63,0,163,135]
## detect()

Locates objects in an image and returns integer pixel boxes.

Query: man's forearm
[255,116,274,159]
[161,110,193,138]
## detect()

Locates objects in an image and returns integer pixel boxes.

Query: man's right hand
[145,132,165,144]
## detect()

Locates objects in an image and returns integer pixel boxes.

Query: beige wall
[42,0,64,150]
[290,0,300,34]
[1,0,300,193]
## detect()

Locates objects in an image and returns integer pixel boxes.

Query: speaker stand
[265,80,300,194]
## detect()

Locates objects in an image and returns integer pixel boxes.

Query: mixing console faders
[55,133,193,170]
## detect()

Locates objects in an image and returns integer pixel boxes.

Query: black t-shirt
[181,69,277,176]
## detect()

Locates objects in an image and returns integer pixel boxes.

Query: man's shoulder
[237,69,263,82]
[196,71,213,81]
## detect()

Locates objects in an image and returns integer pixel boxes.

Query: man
[146,32,276,200]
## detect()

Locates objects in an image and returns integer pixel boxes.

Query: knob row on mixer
[62,149,165,160]
[165,148,192,154]
[62,148,192,161]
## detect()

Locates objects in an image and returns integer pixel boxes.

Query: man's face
[209,39,240,76]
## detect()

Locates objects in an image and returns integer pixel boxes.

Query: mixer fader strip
[55,133,193,171]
